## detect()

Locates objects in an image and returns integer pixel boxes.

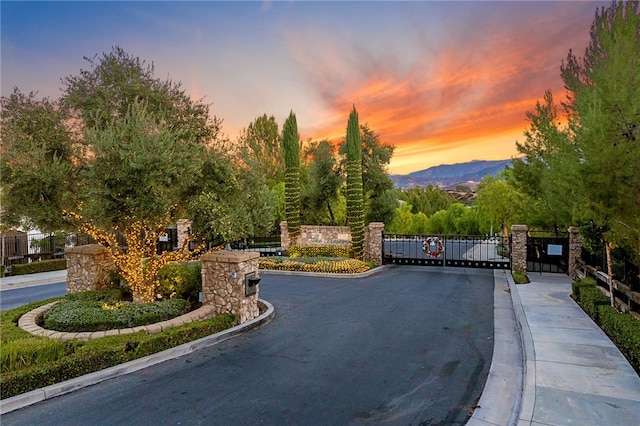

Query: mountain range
[390,159,512,190]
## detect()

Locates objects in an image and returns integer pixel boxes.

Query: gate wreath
[423,237,444,258]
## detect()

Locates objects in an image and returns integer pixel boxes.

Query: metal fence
[1,232,94,269]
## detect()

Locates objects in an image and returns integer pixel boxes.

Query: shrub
[10,259,67,275]
[577,286,610,322]
[598,305,640,374]
[156,262,201,303]
[289,245,352,258]
[65,288,129,303]
[0,314,237,399]
[43,298,190,332]
[571,277,596,299]
[512,271,530,284]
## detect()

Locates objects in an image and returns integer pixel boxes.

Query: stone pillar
[568,226,582,279]
[511,225,528,274]
[176,219,192,250]
[364,222,385,266]
[65,244,114,293]
[200,250,260,324]
[280,221,290,251]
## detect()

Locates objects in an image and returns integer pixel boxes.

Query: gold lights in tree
[64,210,207,304]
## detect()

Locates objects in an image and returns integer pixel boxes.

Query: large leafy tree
[510,91,573,234]
[301,140,343,225]
[236,114,283,187]
[0,47,245,303]
[346,106,365,260]
[561,1,640,302]
[282,111,302,241]
[476,175,525,238]
[511,2,640,299]
[359,125,397,224]
[0,90,80,231]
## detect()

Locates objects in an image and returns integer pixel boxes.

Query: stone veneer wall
[510,225,528,274]
[200,250,260,324]
[364,222,384,266]
[280,221,384,265]
[567,226,583,279]
[65,244,114,293]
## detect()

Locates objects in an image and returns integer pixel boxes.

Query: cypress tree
[282,111,301,240]
[346,106,365,259]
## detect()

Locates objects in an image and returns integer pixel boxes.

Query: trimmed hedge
[577,286,610,322]
[573,278,640,375]
[598,305,640,373]
[289,245,352,258]
[10,259,67,276]
[571,277,596,299]
[43,298,190,332]
[0,308,236,399]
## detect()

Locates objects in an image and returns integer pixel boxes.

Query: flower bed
[259,256,371,274]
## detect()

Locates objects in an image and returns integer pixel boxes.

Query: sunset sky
[1,1,607,174]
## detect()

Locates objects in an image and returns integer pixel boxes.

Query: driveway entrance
[2,267,495,426]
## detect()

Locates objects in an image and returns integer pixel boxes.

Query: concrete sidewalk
[509,273,640,426]
[0,269,67,291]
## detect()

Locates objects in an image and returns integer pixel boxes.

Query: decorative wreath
[423,237,444,258]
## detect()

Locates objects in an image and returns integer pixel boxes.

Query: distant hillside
[390,159,512,190]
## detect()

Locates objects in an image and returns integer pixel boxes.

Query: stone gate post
[568,226,582,279]
[200,250,261,324]
[364,222,384,266]
[280,221,290,251]
[511,225,528,274]
[176,219,192,250]
[65,244,114,293]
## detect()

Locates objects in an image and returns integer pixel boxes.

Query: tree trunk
[327,201,335,226]
[604,240,615,308]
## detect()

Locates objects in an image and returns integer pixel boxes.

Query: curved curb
[0,299,275,415]
[506,274,536,425]
[467,270,525,426]
[259,264,391,279]
[18,302,218,341]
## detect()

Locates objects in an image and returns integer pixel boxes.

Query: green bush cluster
[598,306,640,373]
[10,259,67,275]
[574,279,640,374]
[571,277,596,299]
[289,245,352,258]
[43,298,190,332]
[156,262,202,303]
[0,297,237,399]
[577,286,610,321]
[512,271,530,284]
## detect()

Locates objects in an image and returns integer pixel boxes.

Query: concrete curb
[259,264,391,279]
[0,299,275,415]
[506,274,536,426]
[467,270,524,426]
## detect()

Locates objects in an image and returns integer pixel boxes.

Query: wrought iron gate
[527,232,569,273]
[383,234,511,269]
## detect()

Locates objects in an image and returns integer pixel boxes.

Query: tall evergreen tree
[282,111,301,241]
[346,106,365,259]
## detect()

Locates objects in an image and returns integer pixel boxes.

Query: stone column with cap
[200,250,260,324]
[511,225,528,274]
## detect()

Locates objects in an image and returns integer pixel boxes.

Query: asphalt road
[0,282,66,311]
[2,266,495,426]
